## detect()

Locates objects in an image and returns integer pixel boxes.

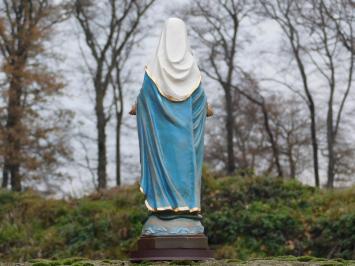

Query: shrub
[0,174,354,261]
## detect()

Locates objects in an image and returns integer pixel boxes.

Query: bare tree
[232,88,267,172]
[205,85,268,174]
[205,74,312,178]
[183,0,253,174]
[73,0,155,189]
[270,97,312,178]
[307,0,354,187]
[258,0,320,186]
[180,0,289,176]
[259,0,354,187]
[230,73,284,177]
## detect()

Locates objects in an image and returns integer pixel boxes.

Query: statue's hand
[129,104,137,115]
[207,104,213,117]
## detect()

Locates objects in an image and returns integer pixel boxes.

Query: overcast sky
[42,0,354,197]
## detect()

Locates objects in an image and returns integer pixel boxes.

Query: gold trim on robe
[145,65,202,102]
[139,186,201,213]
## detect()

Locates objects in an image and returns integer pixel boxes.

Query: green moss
[59,257,86,264]
[71,262,95,266]
[30,259,62,266]
[32,263,56,266]
[270,255,298,261]
[296,256,316,262]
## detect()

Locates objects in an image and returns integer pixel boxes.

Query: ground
[1,256,354,266]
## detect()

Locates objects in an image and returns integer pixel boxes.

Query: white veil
[146,17,201,102]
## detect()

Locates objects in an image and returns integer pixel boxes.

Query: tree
[0,0,72,191]
[258,0,320,187]
[269,96,312,178]
[205,74,312,178]
[184,0,252,174]
[204,82,268,174]
[259,0,354,187]
[73,0,155,189]
[230,73,284,177]
[181,0,291,176]
[307,0,354,187]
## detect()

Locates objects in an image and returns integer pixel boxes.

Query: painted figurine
[130,17,212,236]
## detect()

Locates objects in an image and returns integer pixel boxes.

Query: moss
[30,259,62,266]
[71,262,95,266]
[101,259,113,263]
[59,257,86,264]
[270,255,298,261]
[32,263,56,266]
[296,256,316,262]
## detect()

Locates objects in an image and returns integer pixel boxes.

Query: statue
[130,17,213,261]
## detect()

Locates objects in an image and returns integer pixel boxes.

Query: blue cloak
[137,72,207,212]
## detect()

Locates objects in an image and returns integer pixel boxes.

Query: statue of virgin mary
[131,17,212,236]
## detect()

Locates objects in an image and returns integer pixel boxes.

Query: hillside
[0,170,354,263]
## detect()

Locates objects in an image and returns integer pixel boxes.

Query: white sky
[40,0,354,197]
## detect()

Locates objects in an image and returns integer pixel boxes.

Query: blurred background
[0,0,354,263]
[1,0,354,195]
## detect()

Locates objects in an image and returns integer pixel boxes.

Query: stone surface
[138,235,209,249]
[130,234,213,261]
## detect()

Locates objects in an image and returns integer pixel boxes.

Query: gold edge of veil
[144,65,202,102]
[140,186,201,213]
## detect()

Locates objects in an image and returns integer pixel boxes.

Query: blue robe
[137,72,207,212]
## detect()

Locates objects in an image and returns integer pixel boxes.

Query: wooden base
[130,234,214,261]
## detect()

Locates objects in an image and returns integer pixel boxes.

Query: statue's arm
[129,103,137,115]
[207,103,213,117]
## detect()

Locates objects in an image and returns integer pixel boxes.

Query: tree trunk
[6,73,23,192]
[287,144,296,179]
[326,139,335,188]
[96,88,107,189]
[116,121,121,186]
[323,11,336,189]
[2,165,9,188]
[114,84,123,186]
[291,42,320,187]
[309,105,320,187]
[261,104,283,177]
[224,15,238,175]
[225,89,235,174]
[10,164,21,191]
[326,103,335,188]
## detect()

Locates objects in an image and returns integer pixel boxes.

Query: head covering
[146,17,201,102]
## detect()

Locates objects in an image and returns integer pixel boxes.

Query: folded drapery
[136,72,207,212]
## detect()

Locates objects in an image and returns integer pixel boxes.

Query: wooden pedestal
[130,234,214,261]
